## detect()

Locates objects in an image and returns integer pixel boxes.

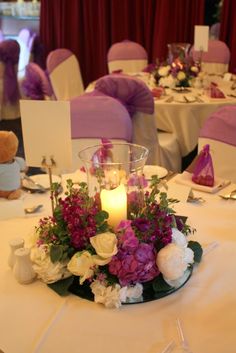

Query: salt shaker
[13,248,36,284]
[8,238,25,269]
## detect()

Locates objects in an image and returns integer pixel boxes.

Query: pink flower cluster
[109,221,159,286]
[59,193,99,250]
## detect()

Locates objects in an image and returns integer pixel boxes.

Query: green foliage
[188,241,203,263]
[48,276,74,296]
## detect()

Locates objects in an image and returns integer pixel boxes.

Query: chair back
[47,48,84,100]
[70,92,132,169]
[0,39,20,119]
[107,40,148,74]
[95,74,154,116]
[210,23,220,39]
[190,40,230,74]
[94,74,165,165]
[198,105,236,182]
[21,62,54,100]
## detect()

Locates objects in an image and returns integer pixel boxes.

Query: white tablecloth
[1,177,236,353]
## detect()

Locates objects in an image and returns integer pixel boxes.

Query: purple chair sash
[108,40,147,61]
[21,63,53,100]
[70,92,132,142]
[200,106,236,147]
[95,74,154,116]
[191,40,230,64]
[0,39,20,104]
[47,48,73,74]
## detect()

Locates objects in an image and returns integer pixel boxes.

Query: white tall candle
[100,184,127,229]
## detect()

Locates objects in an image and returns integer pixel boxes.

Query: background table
[0,176,236,353]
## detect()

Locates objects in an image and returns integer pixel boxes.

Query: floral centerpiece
[152,57,200,88]
[30,168,202,308]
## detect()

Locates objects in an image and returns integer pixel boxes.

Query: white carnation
[91,280,122,309]
[159,74,176,88]
[30,245,71,284]
[171,228,188,248]
[119,283,143,303]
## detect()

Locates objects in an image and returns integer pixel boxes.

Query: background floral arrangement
[30,174,202,309]
[152,57,200,88]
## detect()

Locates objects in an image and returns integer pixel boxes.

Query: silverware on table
[24,204,43,214]
[23,175,47,192]
[165,96,174,103]
[219,189,236,200]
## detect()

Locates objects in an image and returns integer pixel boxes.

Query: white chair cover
[190,40,230,75]
[198,105,236,182]
[47,48,84,100]
[107,40,148,74]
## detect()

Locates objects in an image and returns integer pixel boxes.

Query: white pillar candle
[100,184,127,229]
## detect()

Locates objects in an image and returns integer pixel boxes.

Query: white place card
[0,199,25,220]
[194,25,209,51]
[20,100,72,174]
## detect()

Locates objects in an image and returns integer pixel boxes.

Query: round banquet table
[0,174,236,353]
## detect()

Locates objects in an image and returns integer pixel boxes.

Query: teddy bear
[0,131,27,200]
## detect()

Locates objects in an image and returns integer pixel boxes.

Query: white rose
[156,243,189,281]
[191,66,199,73]
[171,228,188,248]
[159,75,176,88]
[90,232,118,259]
[158,65,171,77]
[31,245,71,284]
[177,71,186,81]
[67,251,95,284]
[91,280,121,308]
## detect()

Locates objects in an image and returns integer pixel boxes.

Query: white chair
[95,74,181,171]
[198,105,236,182]
[47,48,84,100]
[107,40,148,74]
[190,40,230,75]
[70,92,132,170]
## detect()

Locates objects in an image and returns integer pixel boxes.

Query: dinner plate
[143,165,168,179]
[22,174,61,190]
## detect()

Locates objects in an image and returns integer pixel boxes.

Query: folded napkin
[151,87,164,98]
[210,82,225,98]
[175,171,230,193]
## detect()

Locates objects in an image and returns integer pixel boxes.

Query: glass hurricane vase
[78,142,149,228]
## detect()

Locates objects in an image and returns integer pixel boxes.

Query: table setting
[1,136,236,353]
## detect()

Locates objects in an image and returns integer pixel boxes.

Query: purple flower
[132,218,150,232]
[109,243,159,286]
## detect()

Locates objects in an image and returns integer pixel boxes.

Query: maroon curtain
[40,0,205,87]
[220,0,236,73]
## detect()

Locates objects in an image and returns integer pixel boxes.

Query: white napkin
[0,199,25,220]
[175,171,230,193]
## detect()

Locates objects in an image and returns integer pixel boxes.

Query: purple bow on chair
[0,39,20,104]
[21,63,53,100]
[95,74,154,116]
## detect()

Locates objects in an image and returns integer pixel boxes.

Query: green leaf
[188,241,203,263]
[47,276,74,296]
[152,275,173,293]
[50,244,63,263]
[95,210,109,224]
